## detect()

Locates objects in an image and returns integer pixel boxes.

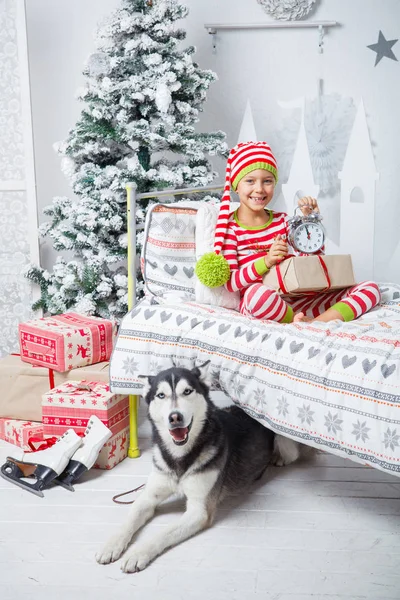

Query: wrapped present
[0,418,44,451]
[42,380,129,437]
[42,380,129,470]
[19,313,116,372]
[63,360,110,384]
[94,426,129,470]
[0,354,111,422]
[262,255,355,295]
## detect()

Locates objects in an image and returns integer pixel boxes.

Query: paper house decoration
[338,99,378,281]
[281,98,320,214]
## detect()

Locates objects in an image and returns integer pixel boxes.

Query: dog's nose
[169,411,184,426]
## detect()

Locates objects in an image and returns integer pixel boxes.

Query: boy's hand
[298,196,319,216]
[265,235,288,269]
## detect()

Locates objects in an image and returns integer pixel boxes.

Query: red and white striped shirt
[222,210,290,293]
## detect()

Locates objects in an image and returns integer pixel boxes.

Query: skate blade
[54,479,75,492]
[0,457,57,498]
[54,460,87,492]
[0,469,45,498]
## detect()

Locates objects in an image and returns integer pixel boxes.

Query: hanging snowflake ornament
[86,52,111,77]
[257,0,318,21]
[274,94,357,196]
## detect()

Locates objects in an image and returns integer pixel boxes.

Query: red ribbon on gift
[275,255,331,297]
[28,436,58,452]
[11,353,55,388]
[27,430,85,452]
[67,382,93,392]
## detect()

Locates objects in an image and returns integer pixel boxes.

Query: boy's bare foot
[293,308,345,324]
[313,308,344,323]
[293,312,313,323]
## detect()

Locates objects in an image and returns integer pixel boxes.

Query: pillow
[142,202,198,301]
[195,202,240,310]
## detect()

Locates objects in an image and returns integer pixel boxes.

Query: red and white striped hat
[214,141,278,255]
[195,141,278,287]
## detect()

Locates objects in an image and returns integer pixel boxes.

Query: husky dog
[96,362,303,573]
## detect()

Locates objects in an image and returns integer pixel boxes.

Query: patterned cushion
[142,204,198,300]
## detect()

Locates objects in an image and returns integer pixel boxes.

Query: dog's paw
[120,546,153,573]
[96,535,128,565]
[272,436,301,467]
[271,454,286,467]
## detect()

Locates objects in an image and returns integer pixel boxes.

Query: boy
[197,141,380,324]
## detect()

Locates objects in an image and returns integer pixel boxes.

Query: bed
[111,186,400,477]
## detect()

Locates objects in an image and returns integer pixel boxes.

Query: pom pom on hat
[195,252,231,288]
[196,142,278,288]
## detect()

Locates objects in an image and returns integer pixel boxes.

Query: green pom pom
[195,252,231,288]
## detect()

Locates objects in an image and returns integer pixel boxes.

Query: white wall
[26,0,400,282]
[25,0,120,269]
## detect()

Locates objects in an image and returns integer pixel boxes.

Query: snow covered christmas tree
[26,0,227,319]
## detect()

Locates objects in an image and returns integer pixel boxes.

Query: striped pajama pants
[239,281,381,323]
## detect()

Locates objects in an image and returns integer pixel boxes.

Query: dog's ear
[192,360,212,388]
[138,375,154,400]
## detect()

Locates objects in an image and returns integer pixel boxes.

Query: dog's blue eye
[183,388,193,396]
[157,393,165,399]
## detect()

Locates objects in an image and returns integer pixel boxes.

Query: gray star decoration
[367,30,398,66]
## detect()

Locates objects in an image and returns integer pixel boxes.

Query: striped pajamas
[222,211,381,323]
[240,281,381,322]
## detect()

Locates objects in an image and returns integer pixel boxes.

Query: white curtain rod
[205,21,338,34]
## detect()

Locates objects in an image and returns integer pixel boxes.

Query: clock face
[293,222,324,253]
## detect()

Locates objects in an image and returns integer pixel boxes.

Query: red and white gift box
[19,313,117,372]
[42,380,130,469]
[94,427,130,470]
[42,380,129,437]
[0,418,45,451]
[0,354,112,422]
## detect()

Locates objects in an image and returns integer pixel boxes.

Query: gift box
[0,418,44,451]
[0,354,111,422]
[262,255,355,295]
[42,380,129,437]
[42,380,130,470]
[19,312,116,372]
[94,426,130,470]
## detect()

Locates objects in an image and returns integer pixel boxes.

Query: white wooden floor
[1,394,400,600]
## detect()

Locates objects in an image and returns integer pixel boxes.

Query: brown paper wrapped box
[262,255,355,294]
[0,355,110,422]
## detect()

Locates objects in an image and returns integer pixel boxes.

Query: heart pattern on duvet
[144,309,156,320]
[325,353,335,365]
[218,324,231,335]
[381,364,396,378]
[164,264,178,276]
[342,355,357,369]
[308,347,320,359]
[290,341,304,354]
[362,358,376,374]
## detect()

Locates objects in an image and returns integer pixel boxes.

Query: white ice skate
[56,415,112,491]
[0,429,82,498]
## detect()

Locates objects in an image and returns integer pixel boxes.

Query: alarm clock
[287,208,325,254]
